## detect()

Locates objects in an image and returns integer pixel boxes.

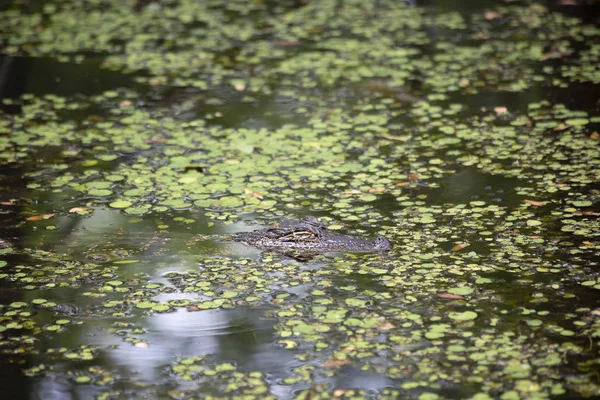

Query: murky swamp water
[0,0,599,399]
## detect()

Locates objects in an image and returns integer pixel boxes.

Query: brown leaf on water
[582,241,595,246]
[395,182,410,187]
[540,50,572,61]
[233,82,246,92]
[276,40,300,47]
[553,124,570,131]
[494,106,508,115]
[185,305,200,311]
[484,10,502,20]
[590,131,600,140]
[119,100,133,107]
[26,213,57,221]
[243,188,264,199]
[573,211,600,217]
[69,207,92,213]
[333,390,348,397]
[148,78,163,86]
[559,0,577,5]
[439,293,464,300]
[342,189,361,195]
[0,201,14,205]
[322,360,352,368]
[523,199,545,207]
[408,173,420,180]
[377,321,396,331]
[368,187,385,193]
[452,243,470,252]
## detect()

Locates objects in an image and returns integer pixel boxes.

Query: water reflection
[28,304,300,399]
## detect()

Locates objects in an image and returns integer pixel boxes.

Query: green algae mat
[1,0,600,398]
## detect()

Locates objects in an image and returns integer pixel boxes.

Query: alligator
[234,217,391,254]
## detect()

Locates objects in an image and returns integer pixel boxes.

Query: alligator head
[235,217,392,256]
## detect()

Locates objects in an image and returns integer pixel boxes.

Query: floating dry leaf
[439,293,464,300]
[322,360,352,368]
[452,243,470,251]
[68,207,92,213]
[243,188,264,199]
[553,124,570,131]
[26,213,57,221]
[377,321,397,330]
[523,199,545,207]
[484,10,502,20]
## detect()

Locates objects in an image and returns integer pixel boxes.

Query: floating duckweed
[124,206,151,215]
[144,283,162,289]
[526,319,543,327]
[151,304,172,312]
[571,200,592,207]
[74,376,92,384]
[168,299,191,307]
[135,301,156,309]
[221,291,239,299]
[88,189,113,197]
[565,118,589,126]
[448,311,478,321]
[447,287,474,296]
[109,201,132,209]
[345,298,367,307]
[44,325,62,331]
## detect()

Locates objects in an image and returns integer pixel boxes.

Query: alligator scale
[235,217,391,254]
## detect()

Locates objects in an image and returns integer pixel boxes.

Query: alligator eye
[375,236,391,250]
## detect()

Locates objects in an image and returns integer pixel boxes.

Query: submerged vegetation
[0,0,599,398]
